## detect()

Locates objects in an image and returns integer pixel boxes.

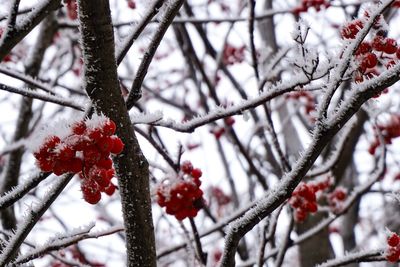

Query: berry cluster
[286,91,316,120]
[289,180,330,222]
[64,0,78,20]
[50,246,105,267]
[33,116,124,204]
[369,114,400,155]
[327,187,347,213]
[341,19,364,40]
[292,0,330,15]
[210,186,231,206]
[156,161,204,220]
[340,15,400,84]
[223,44,245,65]
[210,117,235,139]
[385,232,400,262]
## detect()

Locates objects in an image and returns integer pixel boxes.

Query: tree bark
[76,1,156,266]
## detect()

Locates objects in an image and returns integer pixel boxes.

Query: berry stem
[189,217,207,265]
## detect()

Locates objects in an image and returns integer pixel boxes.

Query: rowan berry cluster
[368,114,400,155]
[156,161,204,220]
[385,232,400,262]
[210,186,231,206]
[286,91,316,119]
[290,180,330,222]
[292,0,330,15]
[223,44,246,65]
[327,187,347,213]
[340,14,400,84]
[33,116,124,204]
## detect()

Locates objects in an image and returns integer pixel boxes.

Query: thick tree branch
[76,1,156,266]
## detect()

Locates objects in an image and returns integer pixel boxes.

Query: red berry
[37,158,55,172]
[97,158,113,169]
[72,121,86,135]
[96,136,114,153]
[67,158,83,173]
[334,189,346,200]
[102,120,116,136]
[104,183,116,196]
[388,233,400,247]
[127,0,136,9]
[53,160,68,176]
[81,181,101,205]
[110,137,124,154]
[83,145,102,163]
[191,168,202,179]
[58,146,75,161]
[89,168,110,187]
[88,129,103,142]
[306,202,318,213]
[383,38,398,54]
[396,47,400,59]
[181,161,193,174]
[386,247,400,262]
[362,53,378,69]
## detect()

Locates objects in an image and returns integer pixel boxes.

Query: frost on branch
[30,114,124,204]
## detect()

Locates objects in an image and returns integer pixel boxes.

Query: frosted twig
[316,249,384,267]
[0,83,85,111]
[0,65,54,94]
[318,0,394,120]
[126,0,185,109]
[13,224,124,265]
[116,0,164,65]
[0,172,51,210]
[0,0,61,61]
[0,173,74,266]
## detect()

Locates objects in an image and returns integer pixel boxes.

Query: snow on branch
[125,0,185,109]
[0,0,61,61]
[0,172,51,210]
[307,118,358,177]
[0,83,85,111]
[0,65,54,94]
[115,0,164,65]
[317,249,384,267]
[0,173,74,266]
[131,72,312,132]
[13,224,124,265]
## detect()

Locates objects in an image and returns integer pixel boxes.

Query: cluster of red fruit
[286,91,316,120]
[327,187,347,213]
[292,0,330,15]
[156,161,204,220]
[210,117,235,139]
[289,180,330,222]
[385,232,400,262]
[33,116,124,204]
[369,114,400,155]
[64,0,78,20]
[50,246,105,267]
[340,14,400,84]
[210,186,231,206]
[223,44,246,65]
